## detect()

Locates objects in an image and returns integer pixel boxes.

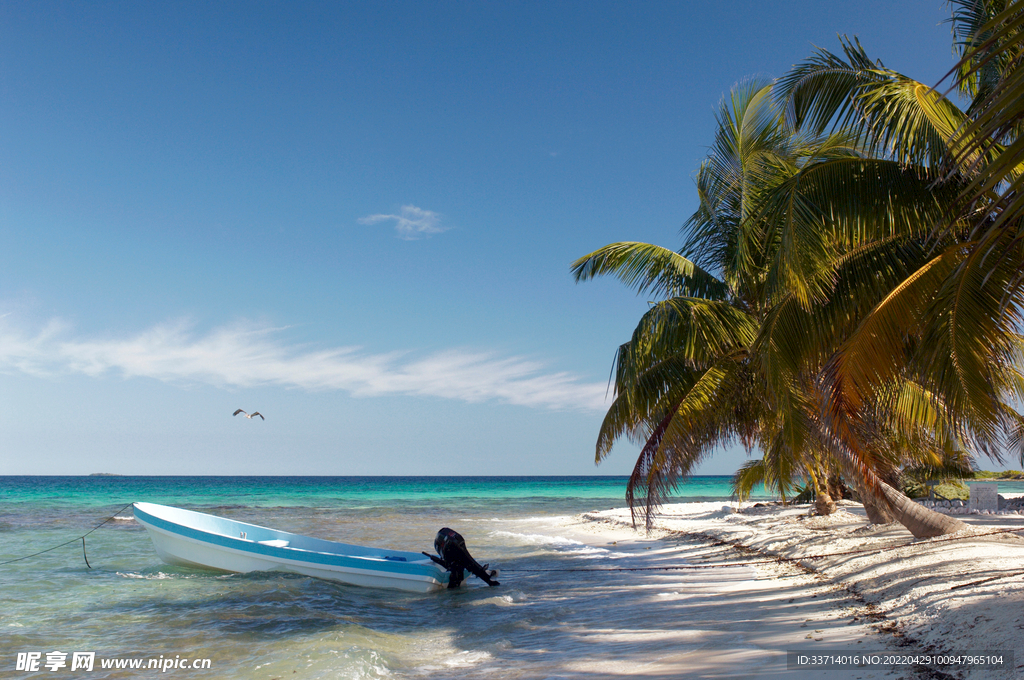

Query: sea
[0,476,764,679]
[4,475,1021,679]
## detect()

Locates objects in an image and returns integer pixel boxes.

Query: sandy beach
[555,499,1024,679]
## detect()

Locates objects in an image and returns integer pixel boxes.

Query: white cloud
[358,205,448,240]
[0,317,608,412]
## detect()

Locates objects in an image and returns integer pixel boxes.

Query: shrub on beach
[902,481,969,501]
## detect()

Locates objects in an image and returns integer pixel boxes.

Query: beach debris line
[499,525,1024,573]
[233,409,264,420]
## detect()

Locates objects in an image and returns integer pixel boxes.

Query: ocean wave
[470,515,574,523]
[562,546,638,560]
[472,594,518,607]
[117,571,177,580]
[488,530,583,546]
[416,649,493,672]
[115,570,209,580]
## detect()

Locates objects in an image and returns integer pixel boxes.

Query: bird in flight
[233,409,265,420]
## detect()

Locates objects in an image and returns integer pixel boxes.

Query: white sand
[552,500,1024,679]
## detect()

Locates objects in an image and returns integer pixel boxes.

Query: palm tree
[573,81,798,529]
[775,1,1024,511]
[573,80,969,536]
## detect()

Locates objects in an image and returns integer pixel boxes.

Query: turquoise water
[0,475,759,679]
[0,474,753,507]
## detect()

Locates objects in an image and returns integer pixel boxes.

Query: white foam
[443,650,491,667]
[559,545,637,560]
[117,571,171,580]
[488,530,583,546]
[116,571,196,580]
[471,593,521,607]
[416,649,493,672]
[472,515,574,523]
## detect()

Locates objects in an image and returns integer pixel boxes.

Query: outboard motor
[423,528,499,589]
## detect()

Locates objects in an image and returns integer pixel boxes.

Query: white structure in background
[968,482,998,512]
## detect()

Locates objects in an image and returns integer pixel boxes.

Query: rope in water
[0,502,135,569]
[500,525,1024,573]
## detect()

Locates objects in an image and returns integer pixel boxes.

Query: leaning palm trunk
[826,476,846,503]
[878,480,966,538]
[859,489,897,524]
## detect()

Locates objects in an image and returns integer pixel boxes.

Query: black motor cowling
[424,527,499,589]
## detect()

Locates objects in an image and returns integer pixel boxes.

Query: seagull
[233,409,265,420]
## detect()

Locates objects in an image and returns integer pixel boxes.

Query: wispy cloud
[0,318,607,412]
[358,205,448,240]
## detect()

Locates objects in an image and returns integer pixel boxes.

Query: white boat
[132,502,454,593]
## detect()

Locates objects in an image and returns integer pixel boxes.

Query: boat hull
[133,502,452,593]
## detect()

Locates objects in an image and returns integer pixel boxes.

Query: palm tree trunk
[878,479,966,538]
[827,476,847,501]
[860,489,897,524]
[813,477,837,515]
[811,485,835,512]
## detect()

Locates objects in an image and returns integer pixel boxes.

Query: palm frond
[625,360,749,530]
[949,0,1015,102]
[820,243,964,422]
[882,379,951,443]
[779,37,967,168]
[613,297,757,399]
[731,459,766,502]
[571,242,728,300]
[778,36,884,137]
[1004,404,1024,466]
[756,157,958,306]
[943,0,1024,232]
[919,228,1024,451]
[595,354,705,463]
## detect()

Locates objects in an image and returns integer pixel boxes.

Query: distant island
[973,470,1024,481]
[88,473,122,477]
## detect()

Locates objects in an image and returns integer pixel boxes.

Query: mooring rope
[0,502,135,569]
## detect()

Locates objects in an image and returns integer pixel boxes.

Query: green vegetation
[903,480,970,500]
[973,470,1024,480]
[574,0,1024,538]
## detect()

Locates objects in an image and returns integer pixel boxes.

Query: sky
[0,1,970,476]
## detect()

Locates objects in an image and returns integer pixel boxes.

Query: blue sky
[0,1,963,475]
